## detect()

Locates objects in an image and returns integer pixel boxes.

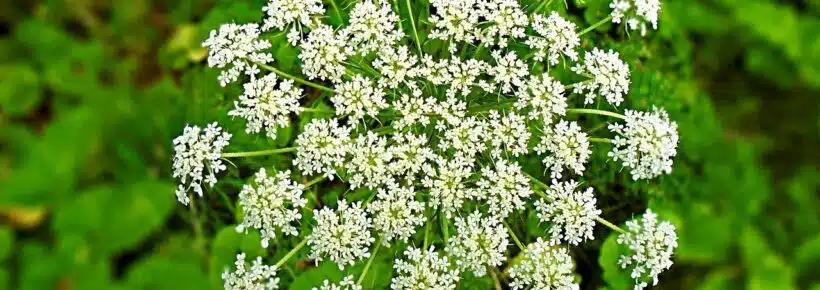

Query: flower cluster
[617,210,678,289]
[609,108,679,180]
[392,246,460,289]
[236,168,307,248]
[508,238,578,290]
[534,179,601,245]
[202,23,273,87]
[314,276,361,290]
[534,120,592,179]
[223,253,279,290]
[229,73,303,140]
[446,211,509,277]
[611,0,662,36]
[172,122,231,206]
[308,200,374,269]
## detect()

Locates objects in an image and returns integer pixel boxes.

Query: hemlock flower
[223,253,279,290]
[391,95,438,129]
[392,246,460,290]
[261,0,325,44]
[347,132,395,189]
[534,120,592,179]
[236,168,307,248]
[428,0,480,53]
[372,46,420,89]
[476,0,528,48]
[368,185,426,244]
[508,238,579,290]
[486,111,530,158]
[172,122,232,206]
[534,179,601,245]
[515,73,568,123]
[331,75,388,124]
[344,0,403,55]
[444,57,487,97]
[572,48,630,107]
[608,107,679,180]
[476,159,533,218]
[293,118,351,179]
[421,155,477,218]
[446,211,509,277]
[202,23,273,87]
[388,133,436,182]
[437,116,488,157]
[308,200,374,269]
[617,209,678,290]
[314,276,362,290]
[527,11,581,66]
[610,0,661,36]
[299,24,348,82]
[228,73,303,139]
[486,50,529,94]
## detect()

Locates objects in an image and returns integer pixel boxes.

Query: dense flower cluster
[223,253,279,290]
[182,0,684,289]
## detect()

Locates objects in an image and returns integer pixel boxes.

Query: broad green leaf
[289,262,344,290]
[126,257,211,290]
[599,233,631,290]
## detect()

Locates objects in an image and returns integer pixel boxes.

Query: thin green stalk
[595,216,627,234]
[440,210,450,243]
[405,0,423,55]
[274,238,309,268]
[489,268,503,290]
[301,107,336,114]
[357,237,383,284]
[566,108,626,119]
[304,175,326,187]
[423,221,431,249]
[328,0,344,24]
[579,15,614,36]
[589,137,613,144]
[502,220,526,251]
[222,147,296,158]
[256,62,334,93]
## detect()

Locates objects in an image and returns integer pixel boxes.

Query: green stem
[502,220,526,251]
[357,237,383,284]
[579,15,614,36]
[222,147,296,158]
[274,238,309,268]
[423,221,431,249]
[595,216,627,234]
[440,210,450,243]
[405,0,423,55]
[301,107,336,114]
[256,62,334,93]
[589,137,613,144]
[566,108,626,119]
[304,175,326,187]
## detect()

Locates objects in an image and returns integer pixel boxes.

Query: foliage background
[0,0,817,289]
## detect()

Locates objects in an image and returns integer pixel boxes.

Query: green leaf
[794,234,820,274]
[598,233,631,290]
[0,63,41,117]
[0,226,12,262]
[289,262,344,290]
[126,257,211,290]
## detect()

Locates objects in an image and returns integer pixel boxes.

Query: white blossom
[421,155,477,218]
[428,0,480,53]
[391,95,438,129]
[228,73,303,139]
[475,0,528,48]
[331,75,388,124]
[308,200,374,269]
[486,111,530,158]
[344,0,403,55]
[617,209,678,290]
[476,160,533,218]
[534,120,591,179]
[392,246,460,290]
[437,116,487,157]
[294,118,351,179]
[444,57,487,97]
[572,48,630,107]
[534,179,600,245]
[508,238,579,290]
[608,107,679,180]
[347,132,395,189]
[223,253,279,290]
[515,73,567,123]
[314,276,362,290]
[610,0,661,36]
[261,0,325,44]
[368,185,426,244]
[202,23,274,87]
[236,168,307,248]
[373,46,420,89]
[299,24,348,82]
[446,211,509,277]
[172,122,231,206]
[388,133,437,182]
[486,50,529,94]
[419,55,453,85]
[527,12,580,66]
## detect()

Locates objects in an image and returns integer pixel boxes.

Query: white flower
[476,160,533,218]
[236,168,307,248]
[428,0,480,53]
[486,111,530,158]
[223,253,279,290]
[476,0,528,48]
[299,24,348,82]
[610,0,661,36]
[392,246,460,290]
[515,73,567,124]
[331,75,388,124]
[345,0,403,55]
[314,276,362,290]
[446,211,509,277]
[368,185,426,244]
[372,46,420,89]
[572,48,630,107]
[534,179,600,245]
[391,95,438,129]
[534,120,591,179]
[172,122,232,206]
[435,97,468,126]
[617,209,678,290]
[308,200,374,269]
[421,155,477,218]
[444,57,487,97]
[608,107,679,180]
[294,118,351,179]
[261,0,325,44]
[202,23,274,87]
[508,238,578,290]
[419,55,453,85]
[437,116,487,157]
[388,133,436,182]
[486,50,529,94]
[526,12,580,66]
[228,73,303,139]
[347,132,394,189]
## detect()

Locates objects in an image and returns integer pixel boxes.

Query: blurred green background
[0,0,817,289]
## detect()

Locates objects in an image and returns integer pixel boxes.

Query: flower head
[331,75,388,124]
[534,179,601,245]
[344,0,403,55]
[476,0,528,48]
[515,73,567,123]
[308,200,374,269]
[608,107,679,180]
[391,95,439,129]
[421,155,477,218]
[202,23,273,86]
[347,132,394,189]
[534,120,592,179]
[446,211,508,277]
[476,160,533,218]
[617,209,678,289]
[372,46,420,89]
[229,73,303,139]
[572,48,630,107]
[486,50,529,94]
[610,0,661,36]
[392,246,460,289]
[368,185,426,244]
[486,111,530,158]
[527,12,580,66]
[236,168,307,248]
[508,238,579,290]
[294,118,351,179]
[299,24,348,82]
[428,0,480,52]
[172,122,232,206]
[388,133,436,182]
[314,276,361,290]
[222,253,279,290]
[261,0,325,44]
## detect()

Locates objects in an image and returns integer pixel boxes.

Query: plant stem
[222,147,296,158]
[301,107,336,114]
[502,220,526,251]
[595,216,627,234]
[566,108,626,119]
[274,238,309,268]
[357,238,383,284]
[440,210,450,243]
[579,15,614,36]
[405,0,423,55]
[423,221,431,249]
[489,268,503,290]
[589,137,613,144]
[304,175,326,187]
[256,62,334,93]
